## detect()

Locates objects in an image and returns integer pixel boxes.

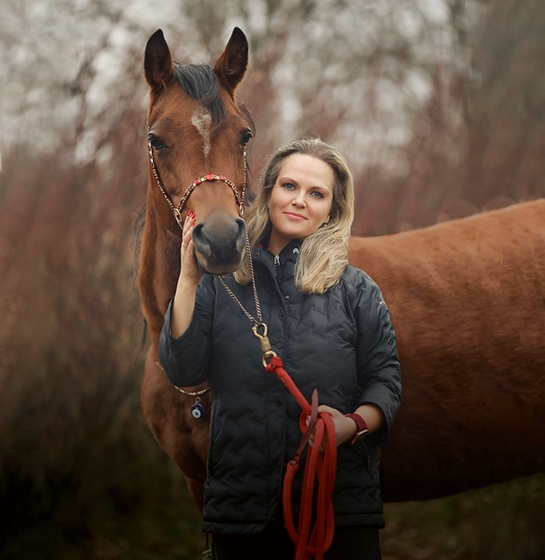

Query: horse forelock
[173,62,225,127]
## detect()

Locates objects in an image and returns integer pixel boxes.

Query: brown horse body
[138,30,545,509]
[349,200,545,501]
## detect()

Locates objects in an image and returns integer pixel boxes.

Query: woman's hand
[170,210,202,338]
[179,210,202,287]
[307,405,357,452]
[307,403,385,452]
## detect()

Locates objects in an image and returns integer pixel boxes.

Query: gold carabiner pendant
[252,323,277,367]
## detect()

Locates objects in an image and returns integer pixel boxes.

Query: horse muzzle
[192,213,246,275]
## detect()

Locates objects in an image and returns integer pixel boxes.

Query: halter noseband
[148,141,247,230]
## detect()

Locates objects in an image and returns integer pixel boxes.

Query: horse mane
[173,62,225,127]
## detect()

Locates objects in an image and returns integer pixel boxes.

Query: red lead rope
[265,355,337,560]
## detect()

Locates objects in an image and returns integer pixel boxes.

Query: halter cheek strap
[148,141,247,230]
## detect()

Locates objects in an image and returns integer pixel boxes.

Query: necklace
[219,234,277,366]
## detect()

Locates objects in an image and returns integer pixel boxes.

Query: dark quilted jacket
[159,239,401,534]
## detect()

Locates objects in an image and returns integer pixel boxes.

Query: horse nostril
[192,223,212,258]
[235,218,246,252]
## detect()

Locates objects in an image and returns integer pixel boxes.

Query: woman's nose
[292,193,306,207]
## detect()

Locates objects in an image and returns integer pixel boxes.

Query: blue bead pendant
[191,399,206,419]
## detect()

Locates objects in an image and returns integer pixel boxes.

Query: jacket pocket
[353,438,381,483]
[362,439,381,484]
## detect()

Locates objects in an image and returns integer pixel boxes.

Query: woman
[159,139,401,560]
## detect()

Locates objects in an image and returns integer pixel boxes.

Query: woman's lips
[284,212,306,220]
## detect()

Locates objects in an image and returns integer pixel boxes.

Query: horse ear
[144,29,174,90]
[213,27,249,96]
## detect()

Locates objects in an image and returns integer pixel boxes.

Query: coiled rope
[265,356,337,560]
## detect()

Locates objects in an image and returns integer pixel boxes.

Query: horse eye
[241,130,253,147]
[148,133,166,150]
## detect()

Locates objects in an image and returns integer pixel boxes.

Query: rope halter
[148,140,247,230]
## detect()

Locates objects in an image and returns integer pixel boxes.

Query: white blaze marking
[191,108,213,157]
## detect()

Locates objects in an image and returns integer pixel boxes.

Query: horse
[348,200,545,501]
[138,29,545,510]
[138,27,251,510]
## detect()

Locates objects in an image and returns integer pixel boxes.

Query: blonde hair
[234,138,355,293]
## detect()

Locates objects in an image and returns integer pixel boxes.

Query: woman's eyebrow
[278,175,298,184]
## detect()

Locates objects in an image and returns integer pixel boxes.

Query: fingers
[178,210,202,286]
[308,430,327,453]
[309,406,349,450]
[306,416,314,447]
[306,414,327,453]
[182,210,197,251]
[184,209,196,232]
[317,405,339,417]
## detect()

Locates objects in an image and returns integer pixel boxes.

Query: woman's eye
[310,191,324,199]
[282,182,295,190]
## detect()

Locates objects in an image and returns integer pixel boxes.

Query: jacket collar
[252,238,302,268]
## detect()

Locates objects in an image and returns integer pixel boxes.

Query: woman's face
[267,154,334,255]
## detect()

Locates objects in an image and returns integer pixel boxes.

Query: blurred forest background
[1,0,544,558]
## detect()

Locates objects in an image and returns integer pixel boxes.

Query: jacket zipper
[274,255,280,266]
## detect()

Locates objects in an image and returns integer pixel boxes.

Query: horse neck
[138,195,181,354]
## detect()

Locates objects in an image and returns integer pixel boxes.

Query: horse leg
[141,352,210,509]
[185,476,205,512]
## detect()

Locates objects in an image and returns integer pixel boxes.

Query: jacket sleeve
[353,275,402,446]
[158,275,215,387]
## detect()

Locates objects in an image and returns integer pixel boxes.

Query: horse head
[144,28,251,274]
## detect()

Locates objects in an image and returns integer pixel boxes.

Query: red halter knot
[265,355,283,373]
